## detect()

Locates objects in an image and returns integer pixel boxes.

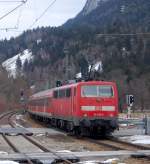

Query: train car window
[54,91,58,98]
[38,100,40,106]
[59,90,61,98]
[48,98,51,107]
[59,89,64,98]
[32,100,35,106]
[66,88,71,97]
[63,90,65,98]
[46,98,49,106]
[41,99,44,106]
[74,88,76,96]
[62,89,66,97]
[38,100,41,106]
[57,89,66,98]
[54,89,72,98]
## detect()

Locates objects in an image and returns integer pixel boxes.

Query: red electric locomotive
[28,81,119,136]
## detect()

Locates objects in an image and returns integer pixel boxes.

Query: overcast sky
[0,0,86,40]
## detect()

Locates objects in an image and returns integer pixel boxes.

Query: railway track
[24,112,150,152]
[26,112,150,152]
[81,136,150,151]
[1,111,150,163]
[0,111,77,164]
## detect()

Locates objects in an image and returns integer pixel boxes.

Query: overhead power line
[0,29,23,32]
[0,0,27,22]
[15,3,24,28]
[0,27,18,30]
[29,0,57,28]
[97,32,150,37]
[0,0,25,2]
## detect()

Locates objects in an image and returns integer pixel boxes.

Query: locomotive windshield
[81,85,113,97]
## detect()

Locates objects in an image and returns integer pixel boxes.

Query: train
[28,81,119,136]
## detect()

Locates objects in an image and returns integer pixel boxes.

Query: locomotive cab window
[81,85,113,97]
[98,86,113,97]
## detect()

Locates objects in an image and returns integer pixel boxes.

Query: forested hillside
[0,0,150,111]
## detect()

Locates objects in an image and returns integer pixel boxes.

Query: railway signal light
[129,95,134,104]
[126,95,134,106]
[56,80,62,87]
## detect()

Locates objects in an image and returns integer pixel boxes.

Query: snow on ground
[78,158,125,164]
[2,49,33,77]
[0,161,19,164]
[0,152,8,155]
[120,135,150,144]
[76,61,103,79]
[76,72,82,79]
[91,61,103,72]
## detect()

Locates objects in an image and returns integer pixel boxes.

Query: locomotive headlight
[101,106,115,111]
[81,106,95,111]
[84,114,87,117]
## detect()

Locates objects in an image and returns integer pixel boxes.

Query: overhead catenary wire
[0,29,23,32]
[15,2,24,28]
[0,0,25,2]
[0,0,27,22]
[29,0,57,29]
[97,32,150,37]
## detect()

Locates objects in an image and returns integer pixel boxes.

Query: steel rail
[2,134,33,164]
[83,138,123,150]
[0,111,17,120]
[110,137,150,150]
[2,134,20,152]
[0,111,34,164]
[83,137,150,151]
[8,113,74,164]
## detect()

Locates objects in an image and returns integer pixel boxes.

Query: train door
[71,87,76,116]
[71,88,74,116]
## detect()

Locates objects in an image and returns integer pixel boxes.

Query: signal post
[126,95,134,118]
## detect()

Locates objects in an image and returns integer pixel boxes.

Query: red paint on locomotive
[28,81,119,135]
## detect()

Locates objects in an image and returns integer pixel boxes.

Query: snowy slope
[82,0,101,15]
[82,0,109,15]
[91,61,103,72]
[2,49,33,77]
[76,61,103,78]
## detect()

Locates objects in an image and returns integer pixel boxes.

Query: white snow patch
[16,114,23,120]
[0,152,8,155]
[30,85,36,89]
[57,150,72,153]
[0,161,19,164]
[103,158,120,163]
[35,134,45,137]
[13,121,24,128]
[120,135,150,144]
[78,158,125,164]
[76,61,103,79]
[2,49,33,77]
[82,0,101,15]
[76,72,82,79]
[91,61,103,72]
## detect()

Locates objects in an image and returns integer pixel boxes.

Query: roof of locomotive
[30,80,116,100]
